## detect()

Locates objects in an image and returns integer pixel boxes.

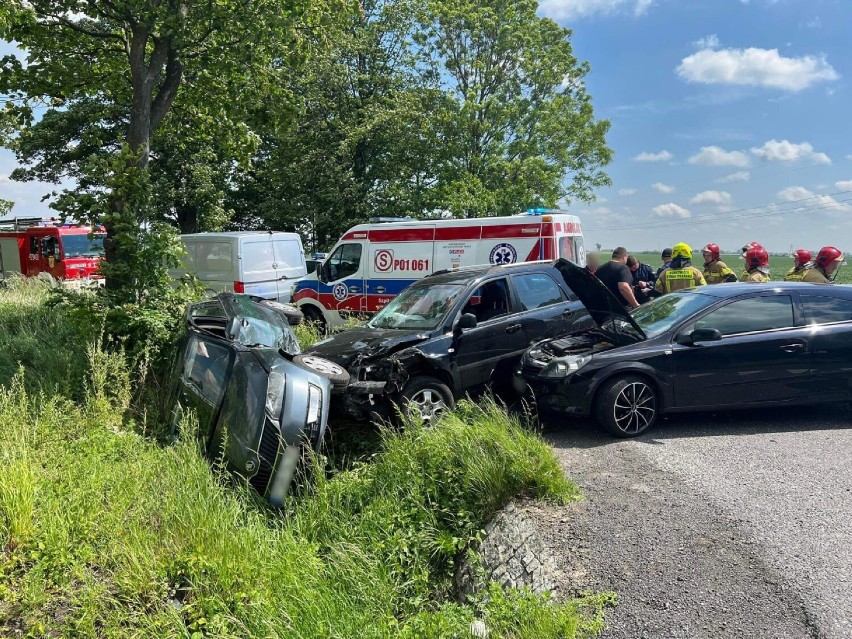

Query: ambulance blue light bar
[525,207,558,215]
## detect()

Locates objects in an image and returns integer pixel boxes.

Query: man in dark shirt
[627,255,655,304]
[655,247,672,283]
[594,247,640,309]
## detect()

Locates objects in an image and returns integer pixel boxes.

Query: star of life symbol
[489,243,517,265]
[332,282,349,301]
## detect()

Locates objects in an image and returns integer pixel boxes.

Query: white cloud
[778,186,851,211]
[676,47,839,92]
[652,182,675,194]
[750,139,831,164]
[692,34,720,50]
[633,150,673,162]
[617,188,638,196]
[652,203,691,218]
[803,16,822,29]
[537,0,654,20]
[836,180,852,191]
[690,190,732,205]
[688,146,751,168]
[717,170,751,183]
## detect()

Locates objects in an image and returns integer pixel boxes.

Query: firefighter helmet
[744,246,769,269]
[740,241,763,257]
[791,249,812,268]
[814,246,844,267]
[701,243,721,261]
[671,242,692,260]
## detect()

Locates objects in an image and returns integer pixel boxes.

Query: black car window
[183,336,232,406]
[327,243,362,281]
[694,295,795,336]
[802,295,852,325]
[462,278,510,323]
[513,273,564,311]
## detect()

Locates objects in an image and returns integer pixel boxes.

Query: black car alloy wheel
[596,375,657,437]
[398,376,455,426]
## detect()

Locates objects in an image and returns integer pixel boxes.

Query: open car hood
[554,258,646,345]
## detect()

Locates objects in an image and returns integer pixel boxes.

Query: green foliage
[0,198,12,216]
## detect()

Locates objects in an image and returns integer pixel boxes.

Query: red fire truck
[0,218,105,282]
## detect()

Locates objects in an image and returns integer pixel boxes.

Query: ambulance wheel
[302,306,327,333]
[397,376,454,426]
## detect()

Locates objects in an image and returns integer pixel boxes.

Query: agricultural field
[625,253,852,285]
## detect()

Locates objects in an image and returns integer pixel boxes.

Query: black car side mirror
[678,327,722,344]
[455,313,477,333]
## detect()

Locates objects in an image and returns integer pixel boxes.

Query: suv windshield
[368,283,466,330]
[630,291,717,338]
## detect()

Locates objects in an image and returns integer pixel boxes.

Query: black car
[520,259,852,437]
[306,261,588,422]
[166,293,349,503]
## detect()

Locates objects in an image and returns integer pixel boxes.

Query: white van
[292,210,585,327]
[175,232,307,303]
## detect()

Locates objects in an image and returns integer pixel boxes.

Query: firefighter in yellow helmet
[654,242,706,295]
[700,243,737,284]
[740,246,771,282]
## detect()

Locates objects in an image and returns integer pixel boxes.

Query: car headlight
[307,383,322,425]
[540,354,592,378]
[266,370,286,418]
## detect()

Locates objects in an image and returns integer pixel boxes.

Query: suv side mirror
[677,327,722,344]
[456,313,477,332]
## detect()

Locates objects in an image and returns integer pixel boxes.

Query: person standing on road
[595,247,640,309]
[803,246,845,283]
[701,243,737,284]
[654,243,706,295]
[784,249,812,282]
[740,246,771,282]
[627,255,655,304]
[585,252,600,275]
[655,247,672,282]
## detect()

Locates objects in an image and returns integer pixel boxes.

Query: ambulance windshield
[368,283,465,330]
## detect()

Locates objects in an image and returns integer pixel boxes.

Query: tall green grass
[0,283,612,638]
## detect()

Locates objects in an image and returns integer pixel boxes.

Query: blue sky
[3,0,851,254]
[542,0,852,254]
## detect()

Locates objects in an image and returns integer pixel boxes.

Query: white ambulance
[292,209,585,328]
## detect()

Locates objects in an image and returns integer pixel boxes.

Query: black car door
[509,271,585,347]
[670,293,813,409]
[800,293,852,402]
[454,277,529,392]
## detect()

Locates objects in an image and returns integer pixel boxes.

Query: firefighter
[739,241,764,280]
[701,243,737,284]
[654,242,706,295]
[740,246,771,282]
[803,246,845,283]
[784,249,812,282]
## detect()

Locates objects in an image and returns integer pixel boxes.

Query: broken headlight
[266,370,286,419]
[307,383,323,426]
[540,354,591,378]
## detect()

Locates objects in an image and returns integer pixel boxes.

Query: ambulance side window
[327,243,362,281]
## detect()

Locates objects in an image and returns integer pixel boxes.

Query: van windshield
[368,283,466,330]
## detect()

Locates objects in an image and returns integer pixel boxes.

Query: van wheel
[595,375,658,437]
[397,376,454,426]
[302,306,327,333]
[292,355,350,392]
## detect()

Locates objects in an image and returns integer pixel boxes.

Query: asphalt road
[533,404,852,639]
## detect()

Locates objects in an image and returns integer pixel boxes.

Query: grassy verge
[0,283,613,638]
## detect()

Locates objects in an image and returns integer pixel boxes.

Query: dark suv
[306,261,587,422]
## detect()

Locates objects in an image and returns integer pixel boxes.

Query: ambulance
[0,217,104,283]
[292,209,585,328]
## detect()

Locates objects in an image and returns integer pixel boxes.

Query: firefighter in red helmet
[803,246,845,283]
[784,249,812,282]
[701,243,736,284]
[740,246,771,282]
[739,241,764,280]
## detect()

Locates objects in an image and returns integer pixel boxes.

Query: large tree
[0,0,328,290]
[416,0,612,217]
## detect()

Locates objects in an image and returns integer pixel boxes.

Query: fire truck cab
[0,218,105,282]
[293,209,585,328]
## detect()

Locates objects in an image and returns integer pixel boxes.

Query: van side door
[272,236,307,302]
